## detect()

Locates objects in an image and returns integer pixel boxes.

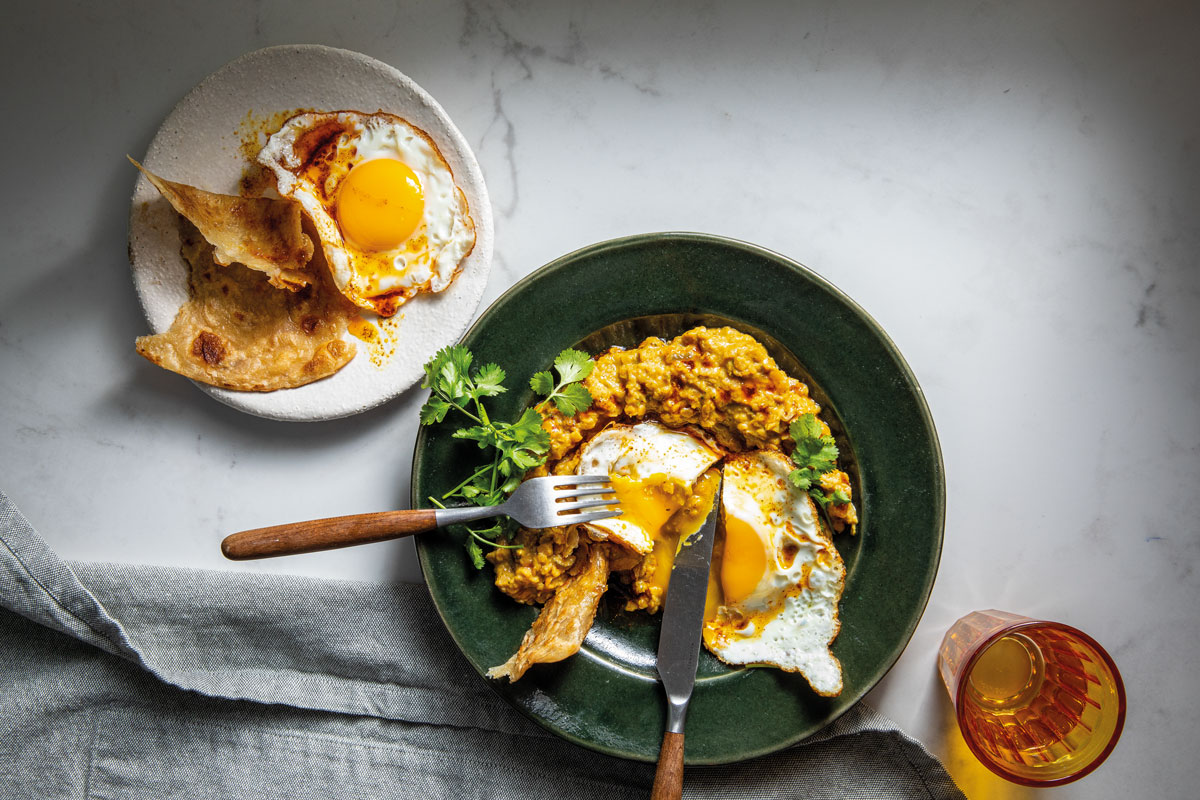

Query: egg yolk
[336,159,424,251]
[607,475,685,599]
[610,474,683,540]
[606,471,726,602]
[719,516,767,605]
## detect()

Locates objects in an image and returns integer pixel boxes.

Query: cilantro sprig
[419,345,595,568]
[530,348,594,416]
[787,413,851,509]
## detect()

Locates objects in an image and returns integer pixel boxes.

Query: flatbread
[129,157,314,290]
[487,541,611,682]
[135,222,355,392]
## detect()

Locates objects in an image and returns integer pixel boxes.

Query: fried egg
[257,111,476,317]
[575,421,722,561]
[703,450,846,696]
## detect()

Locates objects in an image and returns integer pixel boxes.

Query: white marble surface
[2,2,1197,796]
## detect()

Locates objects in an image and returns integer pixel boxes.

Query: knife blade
[651,468,722,800]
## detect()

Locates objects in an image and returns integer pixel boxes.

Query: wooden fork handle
[221,509,438,560]
[650,731,684,800]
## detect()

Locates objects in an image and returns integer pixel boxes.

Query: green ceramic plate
[412,233,944,764]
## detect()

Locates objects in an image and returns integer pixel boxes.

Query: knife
[651,468,722,800]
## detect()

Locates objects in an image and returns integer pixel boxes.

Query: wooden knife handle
[650,731,684,800]
[221,509,438,560]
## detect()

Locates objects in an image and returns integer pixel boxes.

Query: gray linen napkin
[0,490,964,799]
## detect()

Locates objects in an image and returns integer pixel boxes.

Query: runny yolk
[649,535,680,599]
[719,516,767,606]
[336,158,424,251]
[610,474,682,541]
[606,471,729,603]
[609,475,686,600]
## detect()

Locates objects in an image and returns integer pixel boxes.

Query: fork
[220,474,621,560]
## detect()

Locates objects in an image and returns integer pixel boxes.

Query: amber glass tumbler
[938,610,1125,786]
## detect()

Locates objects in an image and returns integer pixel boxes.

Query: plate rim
[412,230,946,763]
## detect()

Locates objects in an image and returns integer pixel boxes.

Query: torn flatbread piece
[135,221,355,391]
[487,541,611,682]
[129,156,314,290]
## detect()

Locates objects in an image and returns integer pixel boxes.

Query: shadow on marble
[94,361,425,452]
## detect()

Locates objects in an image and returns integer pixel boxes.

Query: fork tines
[556,483,616,499]
[550,475,621,523]
[546,474,611,486]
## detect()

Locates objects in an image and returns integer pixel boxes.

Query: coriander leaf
[510,408,552,450]
[553,348,594,384]
[453,426,498,448]
[803,446,839,475]
[529,370,555,396]
[508,447,542,471]
[788,469,814,491]
[427,345,473,398]
[447,345,473,379]
[817,445,839,471]
[465,538,485,569]
[532,348,596,418]
[790,413,822,443]
[440,362,465,399]
[473,363,507,398]
[789,413,839,474]
[553,382,593,416]
[419,397,452,425]
[472,520,504,539]
[832,488,851,504]
[420,345,455,389]
[789,412,845,506]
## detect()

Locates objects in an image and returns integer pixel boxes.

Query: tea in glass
[938,610,1125,786]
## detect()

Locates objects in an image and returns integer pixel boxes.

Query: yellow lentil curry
[489,326,857,613]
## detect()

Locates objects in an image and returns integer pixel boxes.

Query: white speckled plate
[128,45,493,421]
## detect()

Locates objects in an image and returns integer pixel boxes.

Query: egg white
[703,450,846,696]
[258,111,475,316]
[575,421,722,554]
